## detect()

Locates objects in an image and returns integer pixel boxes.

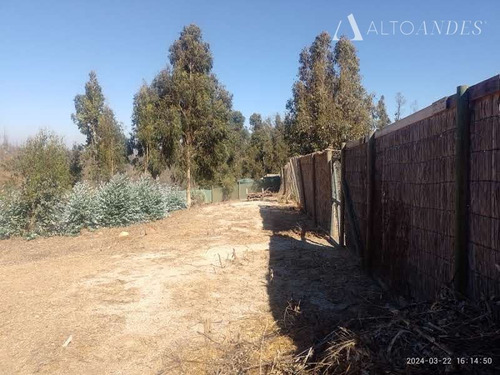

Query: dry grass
[3,198,496,374]
[290,288,500,375]
[164,288,500,375]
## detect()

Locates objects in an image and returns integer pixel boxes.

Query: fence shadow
[259,203,386,352]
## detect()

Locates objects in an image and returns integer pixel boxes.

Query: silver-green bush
[133,177,167,221]
[0,191,29,238]
[61,182,100,234]
[97,174,142,227]
[0,175,186,239]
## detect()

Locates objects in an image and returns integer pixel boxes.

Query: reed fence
[281,74,500,303]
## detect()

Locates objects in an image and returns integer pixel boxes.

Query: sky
[0,0,499,145]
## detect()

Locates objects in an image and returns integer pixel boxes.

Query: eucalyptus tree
[148,25,233,206]
[374,95,391,129]
[333,36,372,143]
[244,113,288,178]
[72,71,126,181]
[394,92,407,121]
[285,33,372,154]
[72,71,104,150]
[132,83,165,176]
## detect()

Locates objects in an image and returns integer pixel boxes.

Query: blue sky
[0,0,498,145]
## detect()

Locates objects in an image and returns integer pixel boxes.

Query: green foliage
[244,114,288,179]
[71,71,104,147]
[285,33,372,154]
[95,175,186,227]
[249,113,263,131]
[222,110,249,183]
[61,182,100,234]
[69,144,84,184]
[333,36,372,142]
[0,184,66,239]
[189,189,207,206]
[394,92,407,121]
[168,24,213,74]
[131,25,235,205]
[131,83,166,177]
[161,185,187,212]
[96,175,142,227]
[374,95,391,130]
[230,111,247,133]
[72,71,127,182]
[0,174,186,239]
[96,106,127,180]
[0,190,29,238]
[134,177,169,221]
[269,115,289,171]
[12,130,71,234]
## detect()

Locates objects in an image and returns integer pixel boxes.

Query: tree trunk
[186,147,192,208]
[144,144,149,173]
[185,66,193,208]
[110,139,115,177]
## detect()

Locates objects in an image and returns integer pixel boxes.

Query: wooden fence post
[312,153,317,226]
[327,150,334,239]
[332,159,341,242]
[298,157,307,212]
[365,132,376,274]
[281,167,286,196]
[342,173,364,257]
[339,143,346,247]
[454,85,471,296]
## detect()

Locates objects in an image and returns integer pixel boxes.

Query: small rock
[118,231,129,238]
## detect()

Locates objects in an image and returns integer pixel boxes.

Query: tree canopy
[285,33,372,154]
[244,113,288,179]
[72,71,126,182]
[394,92,407,121]
[374,95,391,130]
[132,25,234,206]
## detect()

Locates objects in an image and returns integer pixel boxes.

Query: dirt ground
[0,199,386,374]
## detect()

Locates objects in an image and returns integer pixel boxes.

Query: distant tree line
[3,23,411,226]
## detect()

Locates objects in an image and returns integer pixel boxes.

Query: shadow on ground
[260,203,386,352]
[258,203,500,375]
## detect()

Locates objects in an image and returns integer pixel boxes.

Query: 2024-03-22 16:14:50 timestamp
[406,357,493,365]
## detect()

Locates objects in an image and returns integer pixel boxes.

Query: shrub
[0,190,29,238]
[95,175,186,228]
[12,130,71,234]
[190,190,207,206]
[96,174,142,227]
[0,174,186,239]
[61,182,100,234]
[28,195,65,237]
[164,185,188,211]
[134,177,167,221]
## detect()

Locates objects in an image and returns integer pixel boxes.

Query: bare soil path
[0,200,385,374]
